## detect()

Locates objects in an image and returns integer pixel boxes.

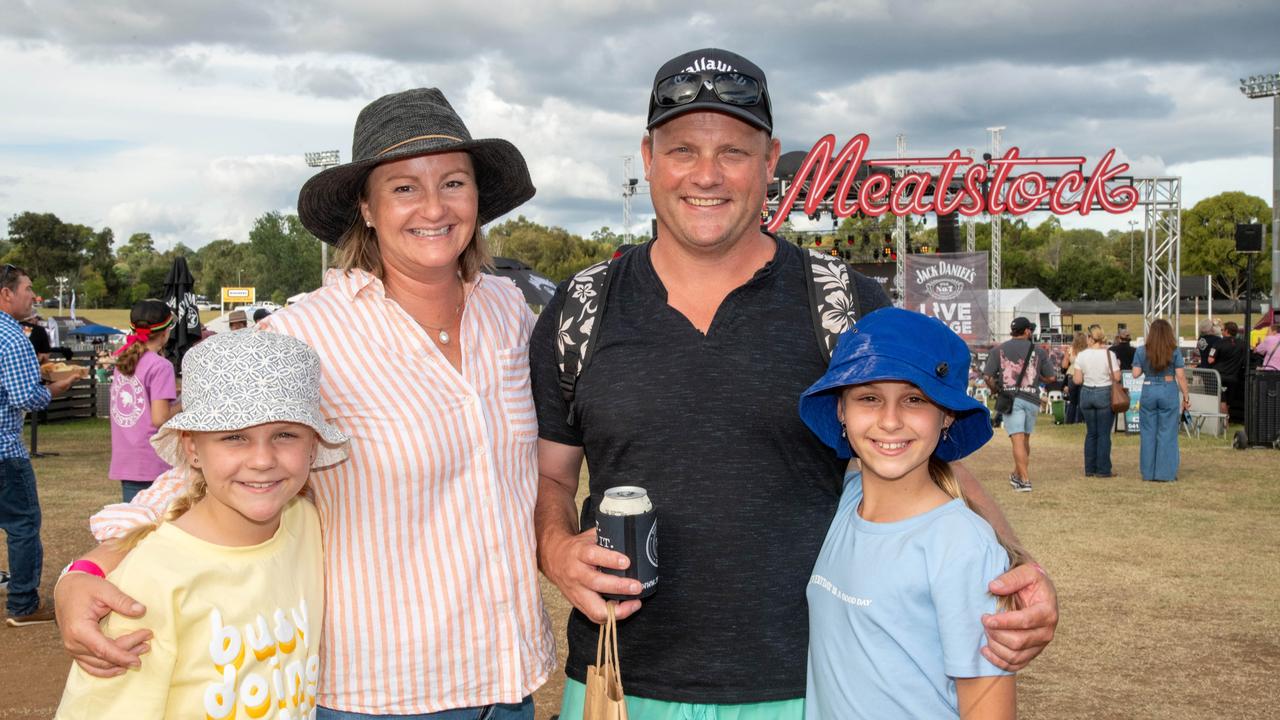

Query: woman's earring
[840,426,847,440]
[941,426,952,444]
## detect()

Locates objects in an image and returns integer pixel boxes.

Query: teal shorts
[559,679,804,720]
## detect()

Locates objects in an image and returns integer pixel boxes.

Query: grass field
[2,417,1277,719]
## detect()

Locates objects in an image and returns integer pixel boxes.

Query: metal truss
[1138,177,1182,334]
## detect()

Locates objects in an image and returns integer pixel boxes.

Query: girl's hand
[981,563,1058,671]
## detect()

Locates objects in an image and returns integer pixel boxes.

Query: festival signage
[904,252,990,343]
[766,134,1140,233]
[220,286,256,304]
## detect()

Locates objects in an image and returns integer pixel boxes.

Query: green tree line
[781,191,1272,303]
[1,211,632,309]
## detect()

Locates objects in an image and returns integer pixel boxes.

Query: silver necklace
[420,285,465,345]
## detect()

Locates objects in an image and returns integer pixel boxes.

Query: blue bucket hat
[799,307,993,462]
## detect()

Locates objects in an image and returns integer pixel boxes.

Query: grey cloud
[276,63,366,99]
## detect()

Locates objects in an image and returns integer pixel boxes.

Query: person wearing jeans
[0,264,76,626]
[1073,326,1121,477]
[1132,320,1190,482]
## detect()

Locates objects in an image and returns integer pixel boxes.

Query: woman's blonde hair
[1088,324,1107,345]
[1071,332,1088,355]
[1145,318,1176,373]
[928,456,1030,612]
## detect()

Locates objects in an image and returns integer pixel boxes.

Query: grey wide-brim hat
[297,88,536,245]
[151,329,349,469]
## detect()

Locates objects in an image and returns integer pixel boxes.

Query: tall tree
[6,211,92,280]
[248,212,323,301]
[1182,192,1272,302]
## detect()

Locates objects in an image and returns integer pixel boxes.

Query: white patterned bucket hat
[151,329,349,468]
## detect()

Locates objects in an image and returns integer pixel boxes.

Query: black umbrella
[486,256,557,307]
[162,256,202,375]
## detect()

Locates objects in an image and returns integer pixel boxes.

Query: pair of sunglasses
[653,71,767,109]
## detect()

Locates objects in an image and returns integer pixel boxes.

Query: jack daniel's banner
[904,252,990,344]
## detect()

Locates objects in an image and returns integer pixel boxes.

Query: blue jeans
[1139,380,1181,481]
[121,480,151,503]
[1080,386,1114,475]
[316,696,533,720]
[0,457,43,615]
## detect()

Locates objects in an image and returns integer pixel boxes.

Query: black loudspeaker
[1236,223,1263,253]
[937,212,960,253]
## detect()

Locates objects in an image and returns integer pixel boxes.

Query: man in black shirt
[20,313,51,364]
[1110,327,1136,371]
[531,48,1058,716]
[1208,321,1246,420]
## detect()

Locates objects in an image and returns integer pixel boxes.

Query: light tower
[1239,72,1280,313]
[305,150,341,285]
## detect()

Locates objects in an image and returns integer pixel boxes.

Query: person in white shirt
[1072,325,1122,478]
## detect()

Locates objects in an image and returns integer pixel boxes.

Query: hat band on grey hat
[297,88,536,246]
[799,308,993,462]
[150,329,350,469]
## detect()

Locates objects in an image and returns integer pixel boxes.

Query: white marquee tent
[987,289,1062,337]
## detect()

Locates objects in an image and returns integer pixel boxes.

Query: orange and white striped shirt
[90,268,556,714]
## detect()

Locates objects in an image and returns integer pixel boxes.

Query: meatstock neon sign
[764,133,1140,234]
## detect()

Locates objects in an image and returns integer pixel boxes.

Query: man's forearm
[533,475,582,572]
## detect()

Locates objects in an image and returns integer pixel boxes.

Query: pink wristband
[67,559,106,578]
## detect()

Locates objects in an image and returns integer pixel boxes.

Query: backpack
[555,245,863,426]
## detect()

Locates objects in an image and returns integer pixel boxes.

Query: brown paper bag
[583,601,628,720]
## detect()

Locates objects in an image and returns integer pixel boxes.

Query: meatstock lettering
[765,134,1140,233]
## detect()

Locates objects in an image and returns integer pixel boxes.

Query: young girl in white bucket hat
[799,308,1027,720]
[56,330,348,720]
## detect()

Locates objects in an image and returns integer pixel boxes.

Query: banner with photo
[904,252,990,344]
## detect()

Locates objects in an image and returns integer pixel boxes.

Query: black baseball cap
[1010,317,1036,335]
[647,48,772,134]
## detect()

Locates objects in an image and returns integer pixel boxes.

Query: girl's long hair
[1145,319,1176,373]
[115,466,207,551]
[116,299,173,376]
[928,456,1030,612]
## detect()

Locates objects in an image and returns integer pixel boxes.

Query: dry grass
[4,418,1277,719]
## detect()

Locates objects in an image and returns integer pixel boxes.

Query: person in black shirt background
[1109,327,1135,371]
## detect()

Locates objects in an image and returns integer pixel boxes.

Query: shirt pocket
[497,345,538,442]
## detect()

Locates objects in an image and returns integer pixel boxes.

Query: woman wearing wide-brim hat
[58,89,555,719]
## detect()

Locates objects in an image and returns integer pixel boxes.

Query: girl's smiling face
[839,381,953,482]
[181,422,317,542]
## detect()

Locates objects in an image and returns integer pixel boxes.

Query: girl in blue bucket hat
[798,307,1026,720]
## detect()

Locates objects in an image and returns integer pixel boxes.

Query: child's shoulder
[920,501,1002,553]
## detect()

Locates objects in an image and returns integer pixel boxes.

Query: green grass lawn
[3,418,1277,719]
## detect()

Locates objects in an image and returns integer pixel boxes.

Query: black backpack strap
[556,246,635,426]
[802,249,860,363]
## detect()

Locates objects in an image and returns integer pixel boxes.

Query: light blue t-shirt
[805,471,1011,720]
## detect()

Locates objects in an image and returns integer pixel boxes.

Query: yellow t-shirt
[56,497,324,720]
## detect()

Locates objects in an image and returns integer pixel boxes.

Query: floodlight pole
[1239,73,1280,313]
[305,150,341,285]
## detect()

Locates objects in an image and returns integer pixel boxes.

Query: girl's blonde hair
[115,465,208,551]
[927,456,1030,612]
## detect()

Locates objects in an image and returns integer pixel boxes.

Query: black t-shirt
[1109,341,1135,371]
[1208,336,1245,384]
[530,238,890,704]
[20,321,50,355]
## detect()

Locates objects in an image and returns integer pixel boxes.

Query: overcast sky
[2,0,1277,250]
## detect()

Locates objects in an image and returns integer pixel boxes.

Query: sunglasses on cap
[653,71,766,109]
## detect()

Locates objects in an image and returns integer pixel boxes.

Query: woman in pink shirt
[109,300,179,502]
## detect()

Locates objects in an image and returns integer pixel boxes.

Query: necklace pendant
[438,329,450,345]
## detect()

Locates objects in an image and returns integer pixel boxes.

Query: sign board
[904,252,991,344]
[220,287,256,304]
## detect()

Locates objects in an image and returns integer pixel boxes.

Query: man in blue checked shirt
[0,265,76,627]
